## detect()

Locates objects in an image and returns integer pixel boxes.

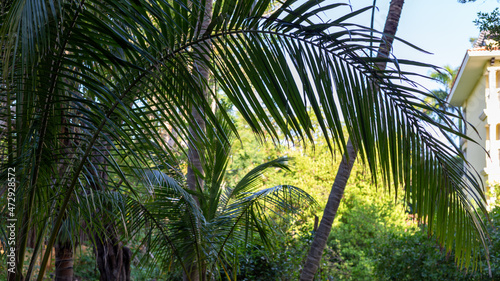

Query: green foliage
[65,113,500,280]
[487,183,500,200]
[220,219,314,280]
[475,8,500,48]
[72,242,183,281]
[318,171,408,280]
[374,227,472,280]
[234,245,281,281]
[73,247,99,281]
[227,118,500,280]
[373,205,500,281]
[423,65,459,123]
[480,206,500,279]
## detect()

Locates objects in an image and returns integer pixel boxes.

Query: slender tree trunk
[186,0,213,202]
[90,147,132,281]
[54,241,73,281]
[300,1,404,280]
[55,120,74,281]
[95,228,132,281]
[300,139,357,280]
[184,1,212,281]
[90,98,138,280]
[376,0,404,64]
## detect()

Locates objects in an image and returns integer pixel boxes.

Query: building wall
[484,64,500,185]
[463,61,500,196]
[463,69,488,187]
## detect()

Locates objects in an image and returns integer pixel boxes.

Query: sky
[324,0,500,91]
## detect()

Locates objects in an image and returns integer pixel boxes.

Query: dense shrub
[374,230,474,281]
[373,206,500,281]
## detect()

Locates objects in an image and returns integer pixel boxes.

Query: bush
[374,230,474,281]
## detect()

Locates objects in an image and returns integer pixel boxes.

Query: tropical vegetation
[0,0,492,280]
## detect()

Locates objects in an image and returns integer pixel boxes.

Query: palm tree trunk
[186,0,213,201]
[89,146,132,281]
[184,1,212,281]
[300,139,357,280]
[376,0,405,64]
[300,1,404,280]
[55,119,75,281]
[54,241,73,281]
[95,229,132,281]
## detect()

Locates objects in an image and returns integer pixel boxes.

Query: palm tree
[301,0,405,278]
[0,0,489,280]
[427,65,458,106]
[431,65,458,91]
[125,111,317,280]
[422,65,461,141]
[185,1,213,279]
[425,65,458,113]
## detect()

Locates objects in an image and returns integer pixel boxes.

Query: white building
[447,39,500,207]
